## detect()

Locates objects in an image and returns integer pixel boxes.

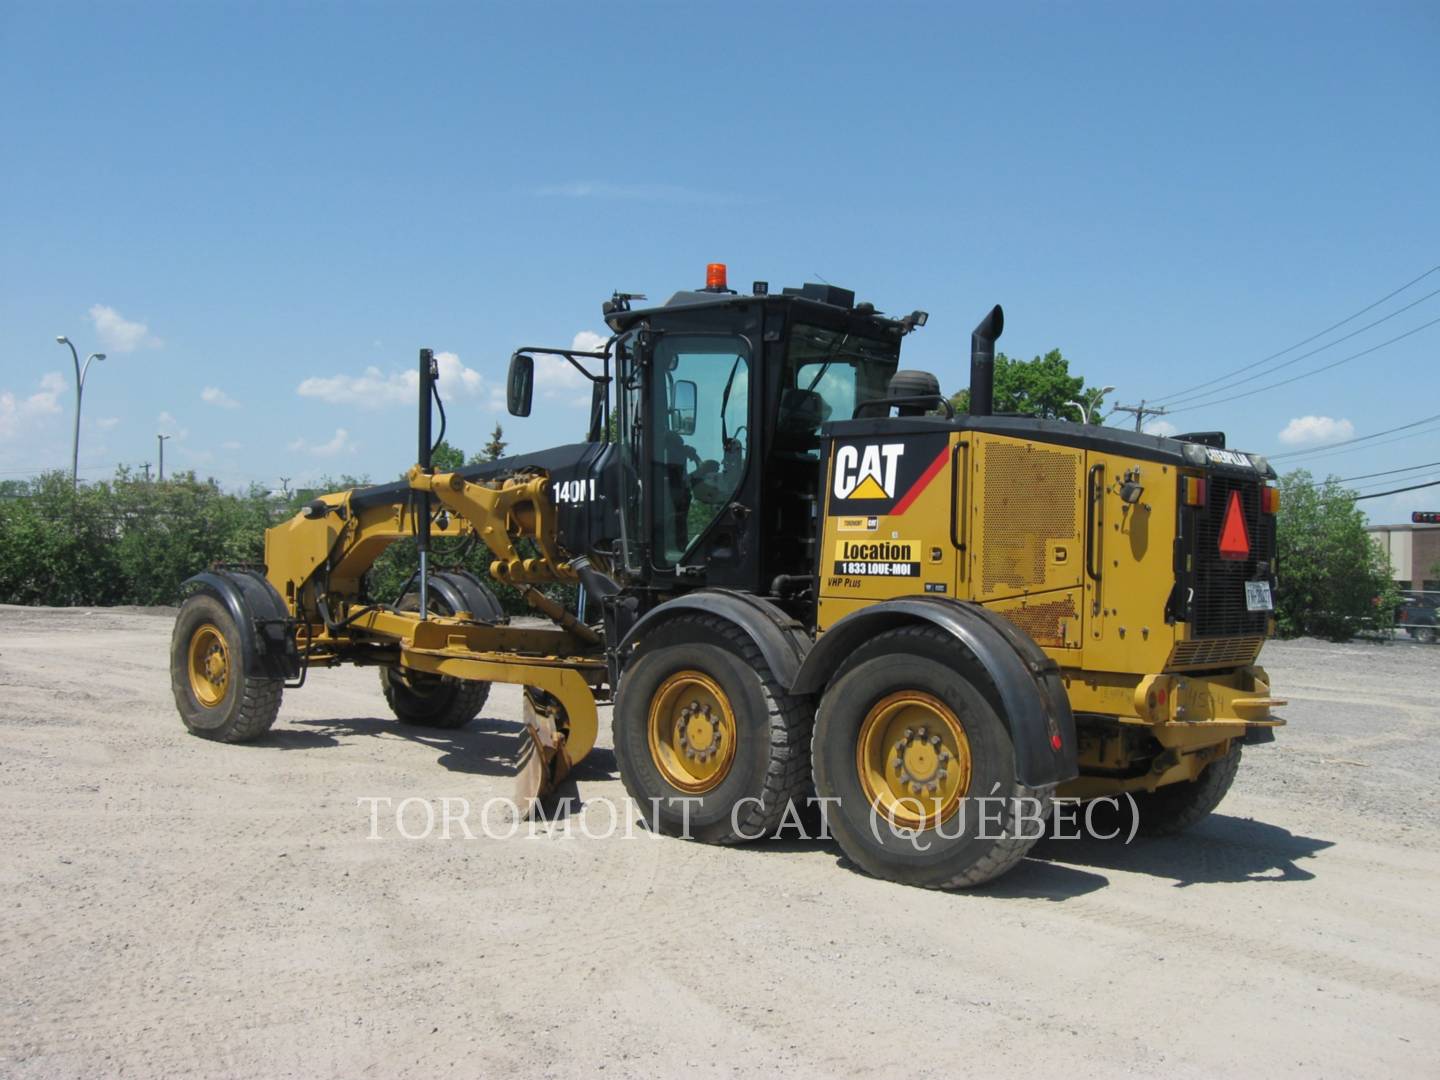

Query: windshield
[781,325,899,457]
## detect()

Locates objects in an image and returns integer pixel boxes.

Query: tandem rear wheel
[171,593,283,743]
[612,614,814,844]
[812,625,1053,890]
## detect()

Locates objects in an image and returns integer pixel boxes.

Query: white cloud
[88,304,161,353]
[0,372,66,441]
[297,351,484,408]
[288,427,355,457]
[201,386,240,409]
[530,331,607,407]
[157,411,189,442]
[1278,415,1354,446]
[1144,419,1178,437]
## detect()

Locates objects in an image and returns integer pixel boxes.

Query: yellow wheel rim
[856,691,972,830]
[646,670,738,794]
[187,623,231,708]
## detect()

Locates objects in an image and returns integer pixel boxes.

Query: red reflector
[1050,734,1062,751]
[706,262,728,290]
[1218,489,1251,561]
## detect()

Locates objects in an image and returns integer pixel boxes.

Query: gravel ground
[1,605,1436,1078]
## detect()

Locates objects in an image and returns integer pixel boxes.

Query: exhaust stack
[968,304,1005,416]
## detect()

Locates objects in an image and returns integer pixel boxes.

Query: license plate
[1245,581,1274,612]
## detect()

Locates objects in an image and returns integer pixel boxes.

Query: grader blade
[513,688,566,811]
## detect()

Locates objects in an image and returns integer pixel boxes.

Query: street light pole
[55,337,106,489]
[157,434,171,481]
[1067,385,1116,425]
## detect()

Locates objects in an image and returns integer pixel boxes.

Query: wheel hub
[187,623,231,708]
[857,692,972,829]
[647,672,737,793]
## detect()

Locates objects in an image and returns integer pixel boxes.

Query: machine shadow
[273,714,536,778]
[1029,813,1334,887]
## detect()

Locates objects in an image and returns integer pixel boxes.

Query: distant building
[1367,523,1440,591]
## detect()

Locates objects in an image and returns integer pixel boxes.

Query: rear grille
[1167,636,1264,670]
[1190,474,1272,638]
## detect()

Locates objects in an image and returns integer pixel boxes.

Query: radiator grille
[1191,474,1271,638]
[1166,636,1264,670]
[982,445,1078,594]
[1000,596,1079,648]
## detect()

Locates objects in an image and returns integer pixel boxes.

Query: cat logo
[833,443,904,500]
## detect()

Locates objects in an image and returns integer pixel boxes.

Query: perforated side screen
[981,444,1079,594]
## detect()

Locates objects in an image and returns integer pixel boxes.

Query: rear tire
[613,614,813,844]
[171,593,282,743]
[812,625,1051,889]
[1129,745,1241,836]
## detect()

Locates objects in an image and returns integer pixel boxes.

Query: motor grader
[170,264,1285,888]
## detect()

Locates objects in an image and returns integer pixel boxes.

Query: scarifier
[169,265,1286,888]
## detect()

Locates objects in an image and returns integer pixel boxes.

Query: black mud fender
[428,571,507,624]
[613,589,811,690]
[181,570,300,680]
[792,596,1078,788]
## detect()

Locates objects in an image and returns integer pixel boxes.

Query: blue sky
[1,1,1436,520]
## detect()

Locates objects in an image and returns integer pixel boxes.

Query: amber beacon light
[706,262,728,290]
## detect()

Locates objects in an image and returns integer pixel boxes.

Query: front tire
[171,593,282,743]
[378,580,494,729]
[812,626,1051,889]
[612,615,813,844]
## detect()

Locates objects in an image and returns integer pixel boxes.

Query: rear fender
[614,589,811,690]
[794,596,1077,788]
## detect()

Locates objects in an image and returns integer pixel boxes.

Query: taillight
[1262,485,1280,514]
[1182,476,1206,506]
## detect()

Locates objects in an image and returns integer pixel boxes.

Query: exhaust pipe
[968,304,1005,416]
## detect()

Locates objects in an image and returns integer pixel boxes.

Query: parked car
[1395,593,1438,643]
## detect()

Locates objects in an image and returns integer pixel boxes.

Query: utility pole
[279,476,292,498]
[1111,399,1170,433]
[141,462,151,482]
[54,337,107,489]
[157,434,171,481]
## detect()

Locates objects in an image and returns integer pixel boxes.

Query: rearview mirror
[507,353,534,417]
[672,379,696,436]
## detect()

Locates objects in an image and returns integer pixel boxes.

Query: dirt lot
[1,605,1437,1078]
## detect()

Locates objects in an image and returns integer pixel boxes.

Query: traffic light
[1413,511,1440,524]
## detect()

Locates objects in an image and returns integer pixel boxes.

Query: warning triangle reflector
[1218,489,1251,561]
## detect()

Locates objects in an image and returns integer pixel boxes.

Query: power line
[1109,401,1170,432]
[1354,478,1440,501]
[1335,460,1440,483]
[1271,411,1440,460]
[1149,263,1440,404]
[1166,316,1440,414]
[1155,285,1440,408]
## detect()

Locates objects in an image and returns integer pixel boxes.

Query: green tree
[1275,470,1399,640]
[950,349,1099,422]
[430,438,465,472]
[469,424,508,463]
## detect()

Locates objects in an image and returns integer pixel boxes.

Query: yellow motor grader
[170,265,1284,888]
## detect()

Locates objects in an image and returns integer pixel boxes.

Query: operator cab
[600,265,928,610]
